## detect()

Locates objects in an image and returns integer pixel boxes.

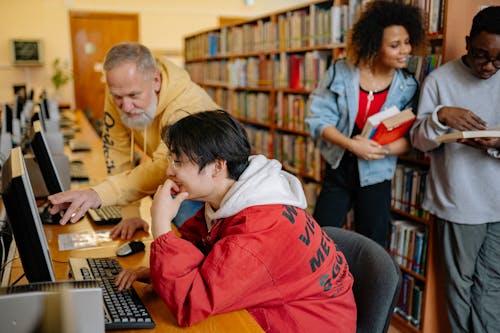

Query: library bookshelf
[389,153,450,333]
[184,1,450,332]
[184,0,356,188]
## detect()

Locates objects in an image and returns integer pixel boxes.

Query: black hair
[470,6,500,39]
[347,0,426,66]
[162,110,251,180]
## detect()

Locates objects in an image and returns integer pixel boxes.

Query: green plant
[51,58,72,91]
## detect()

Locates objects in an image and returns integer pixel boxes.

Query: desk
[7,110,264,333]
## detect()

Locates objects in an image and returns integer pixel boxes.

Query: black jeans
[313,153,391,247]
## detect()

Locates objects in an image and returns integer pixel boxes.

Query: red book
[371,109,416,145]
[289,54,303,89]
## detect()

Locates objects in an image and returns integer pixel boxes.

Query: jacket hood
[155,58,193,120]
[205,155,307,222]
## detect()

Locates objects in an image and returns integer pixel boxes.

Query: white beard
[120,92,158,130]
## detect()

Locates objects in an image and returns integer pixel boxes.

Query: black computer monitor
[14,95,24,120]
[30,120,64,195]
[1,146,56,282]
[31,105,47,131]
[2,104,13,134]
[39,97,50,120]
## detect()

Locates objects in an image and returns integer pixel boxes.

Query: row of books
[395,273,424,329]
[184,1,357,60]
[186,50,332,91]
[406,53,443,83]
[389,219,428,275]
[232,91,270,125]
[392,0,445,34]
[245,126,273,158]
[205,87,230,111]
[232,121,324,205]
[243,125,322,182]
[275,92,310,133]
[204,86,311,134]
[277,133,322,182]
[392,164,429,219]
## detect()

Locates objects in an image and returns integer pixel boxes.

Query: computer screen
[39,97,50,120]
[30,120,64,195]
[30,106,46,134]
[2,104,13,134]
[1,146,56,282]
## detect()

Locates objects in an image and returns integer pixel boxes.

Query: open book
[436,126,500,143]
[361,106,416,145]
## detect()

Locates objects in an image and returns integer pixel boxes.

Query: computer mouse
[116,240,145,257]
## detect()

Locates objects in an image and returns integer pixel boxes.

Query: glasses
[470,49,500,69]
[167,155,185,169]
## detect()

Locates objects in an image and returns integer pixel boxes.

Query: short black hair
[162,110,251,180]
[347,0,426,65]
[470,6,500,39]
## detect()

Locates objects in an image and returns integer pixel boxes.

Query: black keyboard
[70,160,90,181]
[99,277,155,330]
[85,257,123,279]
[88,206,123,225]
[71,257,156,330]
[69,139,92,152]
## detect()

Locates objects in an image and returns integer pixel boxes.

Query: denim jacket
[306,60,418,187]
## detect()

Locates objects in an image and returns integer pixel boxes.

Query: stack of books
[361,106,416,145]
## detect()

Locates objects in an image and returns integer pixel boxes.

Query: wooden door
[69,12,138,122]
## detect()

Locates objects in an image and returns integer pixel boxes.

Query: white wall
[0,0,309,105]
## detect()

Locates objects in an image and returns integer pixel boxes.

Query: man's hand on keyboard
[110,217,150,240]
[48,189,102,225]
[115,266,150,291]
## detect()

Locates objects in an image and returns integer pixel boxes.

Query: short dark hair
[470,6,500,39]
[162,110,251,180]
[347,0,426,66]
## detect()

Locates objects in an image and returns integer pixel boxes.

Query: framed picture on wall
[10,39,44,66]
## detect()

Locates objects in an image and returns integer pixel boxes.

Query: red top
[150,205,356,332]
[356,86,390,129]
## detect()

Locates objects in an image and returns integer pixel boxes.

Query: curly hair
[346,0,426,66]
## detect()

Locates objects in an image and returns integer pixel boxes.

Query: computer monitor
[37,99,59,133]
[1,146,56,282]
[30,120,64,195]
[0,133,13,168]
[2,104,13,134]
[13,94,24,120]
[39,97,50,120]
[1,104,21,147]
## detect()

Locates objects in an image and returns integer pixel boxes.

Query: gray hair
[103,42,157,78]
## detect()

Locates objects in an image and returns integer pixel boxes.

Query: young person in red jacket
[115,110,356,332]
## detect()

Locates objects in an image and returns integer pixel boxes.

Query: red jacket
[150,204,356,332]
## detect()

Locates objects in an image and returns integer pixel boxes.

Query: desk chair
[323,226,402,333]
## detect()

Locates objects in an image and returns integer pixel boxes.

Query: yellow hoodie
[92,58,219,208]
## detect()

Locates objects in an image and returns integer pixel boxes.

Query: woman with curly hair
[306,1,426,246]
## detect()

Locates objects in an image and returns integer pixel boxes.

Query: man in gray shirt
[410,6,499,333]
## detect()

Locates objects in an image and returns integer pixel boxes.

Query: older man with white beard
[48,42,218,238]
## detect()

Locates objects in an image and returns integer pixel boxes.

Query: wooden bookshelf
[184,1,451,332]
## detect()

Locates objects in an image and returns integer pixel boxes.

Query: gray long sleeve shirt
[410,58,500,224]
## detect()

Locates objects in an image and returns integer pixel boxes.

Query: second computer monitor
[30,120,65,195]
[1,146,56,282]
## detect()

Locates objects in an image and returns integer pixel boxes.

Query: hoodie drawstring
[130,129,148,168]
[130,131,135,168]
